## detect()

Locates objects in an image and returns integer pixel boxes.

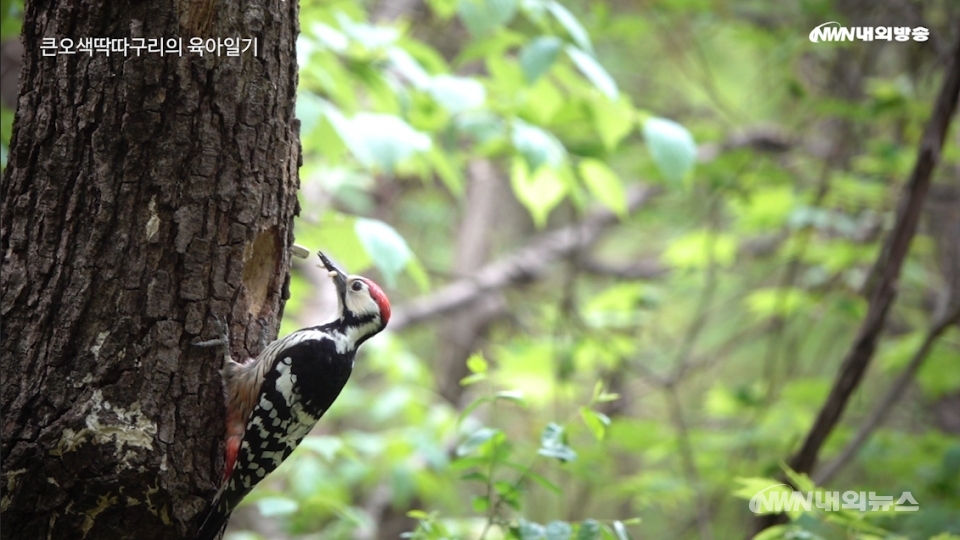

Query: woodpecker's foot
[193,315,231,352]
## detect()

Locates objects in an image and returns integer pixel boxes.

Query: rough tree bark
[1,1,301,539]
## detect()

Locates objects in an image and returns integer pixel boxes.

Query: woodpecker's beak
[317,251,348,298]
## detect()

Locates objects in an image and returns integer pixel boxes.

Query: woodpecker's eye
[351,281,364,292]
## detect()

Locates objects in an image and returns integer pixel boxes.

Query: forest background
[1,0,958,539]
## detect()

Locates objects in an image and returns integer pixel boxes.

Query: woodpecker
[195,251,391,540]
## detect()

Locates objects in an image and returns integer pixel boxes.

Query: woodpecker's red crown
[360,277,391,325]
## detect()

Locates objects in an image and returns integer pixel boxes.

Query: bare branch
[581,257,668,280]
[696,125,793,162]
[389,185,659,330]
[813,303,960,485]
[752,18,960,535]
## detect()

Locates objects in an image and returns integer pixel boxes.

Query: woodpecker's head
[317,251,391,334]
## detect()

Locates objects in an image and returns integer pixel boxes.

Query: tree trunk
[1,1,301,538]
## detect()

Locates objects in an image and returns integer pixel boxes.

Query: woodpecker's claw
[193,315,230,351]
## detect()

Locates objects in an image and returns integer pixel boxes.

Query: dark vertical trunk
[1,1,301,538]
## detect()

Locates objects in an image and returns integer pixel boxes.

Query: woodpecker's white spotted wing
[196,330,357,540]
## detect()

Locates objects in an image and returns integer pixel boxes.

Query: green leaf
[353,113,432,171]
[354,218,413,287]
[579,407,610,441]
[540,422,564,446]
[661,230,738,270]
[458,396,493,425]
[641,117,697,184]
[582,283,646,329]
[546,1,592,54]
[510,157,567,228]
[523,77,564,124]
[591,381,604,402]
[458,390,525,424]
[731,477,787,501]
[728,186,796,232]
[335,12,399,49]
[296,90,325,137]
[407,509,432,520]
[576,520,601,540]
[404,256,431,292]
[495,390,525,404]
[467,352,488,374]
[538,422,577,462]
[323,104,432,172]
[472,495,490,512]
[592,382,620,404]
[744,288,814,320]
[458,0,518,37]
[512,120,567,171]
[520,519,547,540]
[611,521,631,540]
[590,96,634,151]
[304,212,372,273]
[456,111,506,145]
[520,36,563,83]
[426,147,464,196]
[461,28,527,65]
[297,435,344,461]
[565,46,618,100]
[460,373,487,386]
[387,47,432,89]
[511,466,561,494]
[916,340,960,398]
[546,521,573,540]
[428,75,487,113]
[256,496,299,517]
[461,471,488,483]
[311,22,348,53]
[494,480,521,509]
[456,427,500,456]
[751,525,799,540]
[425,0,459,19]
[578,159,627,217]
[780,465,817,493]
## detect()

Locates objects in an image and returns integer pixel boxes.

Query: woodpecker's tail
[196,501,231,540]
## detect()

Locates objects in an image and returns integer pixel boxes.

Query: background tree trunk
[1,1,301,538]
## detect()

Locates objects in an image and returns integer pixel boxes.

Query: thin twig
[665,387,714,540]
[813,303,960,485]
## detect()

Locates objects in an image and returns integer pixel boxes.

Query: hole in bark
[242,229,281,317]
